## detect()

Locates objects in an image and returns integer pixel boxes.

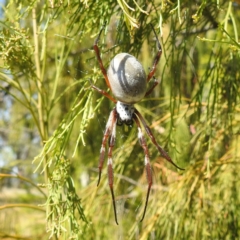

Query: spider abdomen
[107,53,147,104]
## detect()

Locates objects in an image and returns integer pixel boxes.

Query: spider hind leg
[147,25,162,82]
[93,24,112,89]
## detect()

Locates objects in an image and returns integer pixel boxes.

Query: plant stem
[32,8,49,184]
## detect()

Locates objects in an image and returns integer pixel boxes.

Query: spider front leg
[97,108,117,186]
[135,109,184,170]
[133,114,153,222]
[106,112,118,225]
[97,108,119,224]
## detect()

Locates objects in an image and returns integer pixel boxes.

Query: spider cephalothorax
[115,102,135,125]
[92,24,184,225]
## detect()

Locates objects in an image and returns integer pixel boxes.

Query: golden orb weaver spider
[92,24,184,224]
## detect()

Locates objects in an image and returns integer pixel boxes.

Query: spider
[92,24,184,225]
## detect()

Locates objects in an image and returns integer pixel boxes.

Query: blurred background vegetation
[0,0,240,239]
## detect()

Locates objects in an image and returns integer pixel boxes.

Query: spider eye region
[116,101,135,125]
[107,53,147,104]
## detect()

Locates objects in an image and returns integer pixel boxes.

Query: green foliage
[44,157,87,238]
[0,0,240,239]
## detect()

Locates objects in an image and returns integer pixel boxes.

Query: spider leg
[134,109,184,170]
[147,24,162,82]
[106,112,118,225]
[91,85,117,103]
[145,76,159,97]
[97,108,117,186]
[93,24,112,89]
[97,108,119,224]
[133,114,152,222]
